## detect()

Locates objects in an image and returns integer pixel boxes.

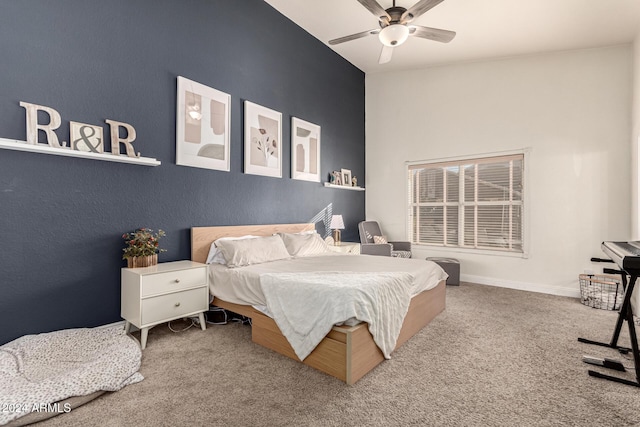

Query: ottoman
[426,257,460,286]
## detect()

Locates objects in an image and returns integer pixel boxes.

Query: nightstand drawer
[141,286,208,326]
[140,267,206,297]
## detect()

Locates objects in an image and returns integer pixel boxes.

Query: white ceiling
[264,0,640,73]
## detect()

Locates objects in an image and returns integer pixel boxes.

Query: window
[408,153,524,253]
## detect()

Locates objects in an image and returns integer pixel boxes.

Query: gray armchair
[358,221,412,258]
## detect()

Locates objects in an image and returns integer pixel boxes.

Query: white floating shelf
[324,182,365,191]
[0,137,161,166]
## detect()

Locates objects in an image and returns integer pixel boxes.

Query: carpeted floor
[37,283,640,426]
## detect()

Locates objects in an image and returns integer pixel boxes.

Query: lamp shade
[330,215,345,230]
[378,24,409,47]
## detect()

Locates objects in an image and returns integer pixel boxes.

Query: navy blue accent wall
[0,1,365,345]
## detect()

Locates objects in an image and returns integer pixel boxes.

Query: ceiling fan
[329,0,456,64]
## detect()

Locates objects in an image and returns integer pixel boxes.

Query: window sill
[413,243,528,259]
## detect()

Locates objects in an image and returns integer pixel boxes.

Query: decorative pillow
[373,235,394,251]
[280,232,332,257]
[287,229,316,235]
[205,235,257,264]
[215,235,290,268]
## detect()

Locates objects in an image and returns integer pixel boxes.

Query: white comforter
[261,271,414,360]
[209,255,448,361]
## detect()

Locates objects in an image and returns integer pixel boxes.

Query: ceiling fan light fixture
[378,24,409,47]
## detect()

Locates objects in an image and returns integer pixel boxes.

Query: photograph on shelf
[176,76,231,171]
[291,117,320,182]
[244,101,282,178]
[341,168,352,187]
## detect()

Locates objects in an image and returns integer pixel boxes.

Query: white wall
[630,33,640,312]
[365,46,632,297]
[632,33,640,239]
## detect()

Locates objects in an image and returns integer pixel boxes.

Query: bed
[191,223,447,385]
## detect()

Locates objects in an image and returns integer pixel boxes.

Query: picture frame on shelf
[244,101,282,178]
[176,76,231,172]
[291,117,321,182]
[341,168,352,187]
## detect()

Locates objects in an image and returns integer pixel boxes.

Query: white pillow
[280,232,332,257]
[215,235,291,268]
[205,235,257,265]
[296,229,317,235]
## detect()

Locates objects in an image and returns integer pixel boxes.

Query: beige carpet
[37,283,640,426]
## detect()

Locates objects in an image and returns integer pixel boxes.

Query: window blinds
[408,154,524,253]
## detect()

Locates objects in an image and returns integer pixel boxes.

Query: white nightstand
[328,242,361,254]
[121,260,209,349]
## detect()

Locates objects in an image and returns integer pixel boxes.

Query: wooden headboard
[191,223,315,263]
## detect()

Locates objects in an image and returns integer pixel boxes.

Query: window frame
[406,149,530,258]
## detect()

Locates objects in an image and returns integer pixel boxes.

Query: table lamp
[330,215,345,245]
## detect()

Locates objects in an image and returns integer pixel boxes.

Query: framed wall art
[176,76,230,171]
[341,168,352,186]
[244,101,282,178]
[291,117,320,182]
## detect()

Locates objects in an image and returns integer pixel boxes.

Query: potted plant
[122,228,166,268]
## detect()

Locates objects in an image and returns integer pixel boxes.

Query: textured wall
[0,0,365,344]
[366,46,631,297]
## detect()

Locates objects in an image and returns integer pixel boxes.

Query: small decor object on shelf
[0,101,161,166]
[331,170,342,185]
[351,176,357,187]
[122,228,166,268]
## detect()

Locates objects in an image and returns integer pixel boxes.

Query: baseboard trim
[461,274,581,298]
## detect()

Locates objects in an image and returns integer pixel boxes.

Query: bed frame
[191,224,446,385]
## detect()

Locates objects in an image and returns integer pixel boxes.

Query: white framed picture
[291,117,320,182]
[244,101,282,178]
[176,76,230,171]
[341,168,352,186]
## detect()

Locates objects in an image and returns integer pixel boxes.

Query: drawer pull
[174,279,181,283]
[174,302,181,307]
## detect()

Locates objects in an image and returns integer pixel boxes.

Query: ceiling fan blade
[357,0,391,21]
[378,45,394,64]
[401,0,445,22]
[329,29,380,45]
[409,25,456,43]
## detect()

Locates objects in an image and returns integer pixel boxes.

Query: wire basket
[579,273,625,311]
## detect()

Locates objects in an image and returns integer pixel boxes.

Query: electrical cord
[168,317,196,332]
[167,305,253,331]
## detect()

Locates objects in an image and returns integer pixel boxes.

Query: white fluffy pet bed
[0,326,143,426]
